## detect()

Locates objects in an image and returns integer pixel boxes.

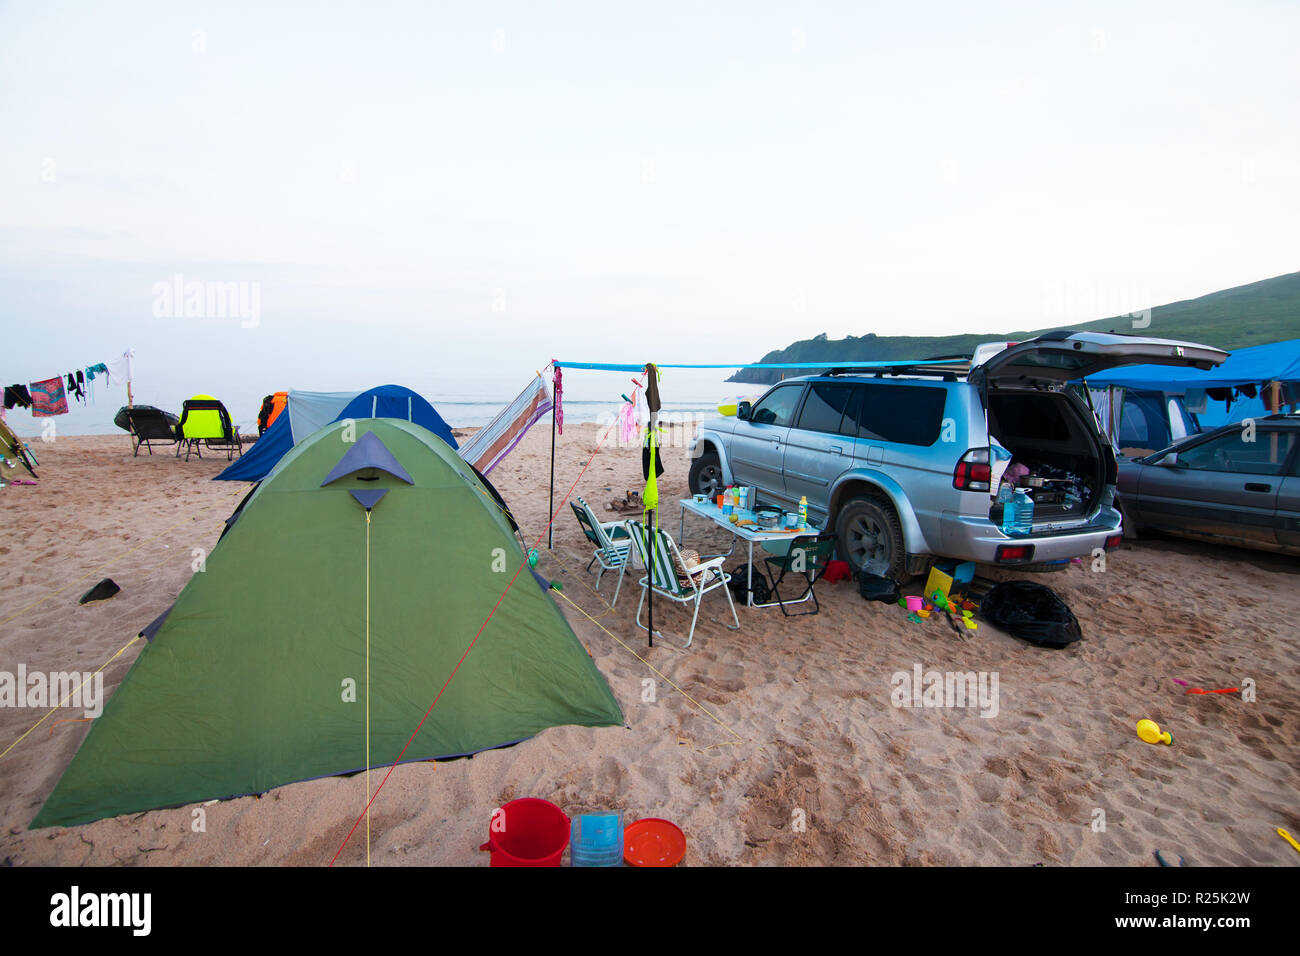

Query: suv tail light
[953,448,991,492]
[1104,534,1122,550]
[996,544,1035,563]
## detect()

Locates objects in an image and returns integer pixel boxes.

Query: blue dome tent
[333,384,458,451]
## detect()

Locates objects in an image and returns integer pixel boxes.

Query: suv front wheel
[688,449,725,499]
[836,495,906,580]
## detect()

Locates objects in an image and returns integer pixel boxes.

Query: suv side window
[795,383,858,435]
[848,382,947,446]
[749,385,804,426]
[1177,428,1298,476]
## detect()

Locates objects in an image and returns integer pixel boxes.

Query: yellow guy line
[0,485,247,628]
[0,635,141,761]
[549,586,744,747]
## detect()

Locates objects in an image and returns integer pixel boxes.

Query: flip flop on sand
[1154,849,1187,867]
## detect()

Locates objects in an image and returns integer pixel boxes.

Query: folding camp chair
[176,396,243,461]
[119,406,180,457]
[620,519,739,648]
[762,532,838,616]
[569,496,632,605]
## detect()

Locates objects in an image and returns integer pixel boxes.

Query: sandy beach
[1,423,1297,867]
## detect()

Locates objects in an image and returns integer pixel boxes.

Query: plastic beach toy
[1277,828,1300,855]
[1136,719,1173,746]
[624,818,686,867]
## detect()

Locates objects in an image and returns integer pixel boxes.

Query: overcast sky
[2,0,1297,421]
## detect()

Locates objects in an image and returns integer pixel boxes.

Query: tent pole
[548,393,556,550]
[646,415,655,649]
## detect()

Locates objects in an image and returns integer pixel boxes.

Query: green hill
[728,271,1300,385]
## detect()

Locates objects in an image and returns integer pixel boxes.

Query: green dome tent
[33,418,623,829]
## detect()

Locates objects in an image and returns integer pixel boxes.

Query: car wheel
[688,449,724,499]
[836,495,905,579]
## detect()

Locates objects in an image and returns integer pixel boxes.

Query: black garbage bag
[857,571,900,604]
[981,580,1082,648]
[728,564,770,605]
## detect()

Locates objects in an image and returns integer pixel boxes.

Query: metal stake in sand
[548,362,558,550]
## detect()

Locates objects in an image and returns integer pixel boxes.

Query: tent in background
[214,390,356,481]
[215,385,456,482]
[333,384,457,451]
[33,417,623,828]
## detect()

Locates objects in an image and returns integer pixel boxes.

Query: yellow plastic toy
[1136,719,1173,746]
[1277,828,1300,855]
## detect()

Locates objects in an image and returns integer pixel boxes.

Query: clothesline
[552,360,914,373]
[2,349,133,419]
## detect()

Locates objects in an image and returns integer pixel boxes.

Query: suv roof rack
[824,358,972,381]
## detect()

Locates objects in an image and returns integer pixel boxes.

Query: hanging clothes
[552,364,564,436]
[644,363,662,415]
[4,384,32,409]
[105,349,133,389]
[30,377,69,417]
[617,377,644,445]
[643,429,660,513]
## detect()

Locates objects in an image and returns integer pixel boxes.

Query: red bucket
[479,798,570,867]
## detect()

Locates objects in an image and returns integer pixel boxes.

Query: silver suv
[688,331,1227,579]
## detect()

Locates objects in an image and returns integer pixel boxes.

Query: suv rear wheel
[836,495,905,580]
[688,449,724,499]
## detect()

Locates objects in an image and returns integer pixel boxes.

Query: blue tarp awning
[1085,338,1300,393]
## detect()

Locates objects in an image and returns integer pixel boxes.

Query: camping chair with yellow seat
[618,518,739,649]
[569,496,633,605]
[176,395,243,461]
[761,531,838,617]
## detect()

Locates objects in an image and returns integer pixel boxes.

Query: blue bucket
[570,813,623,867]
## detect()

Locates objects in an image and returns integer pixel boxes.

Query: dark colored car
[1116,414,1300,555]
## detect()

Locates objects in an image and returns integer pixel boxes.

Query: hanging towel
[30,377,69,417]
[105,350,133,389]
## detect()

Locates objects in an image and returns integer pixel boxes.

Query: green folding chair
[570,496,632,604]
[763,532,837,616]
[621,519,739,648]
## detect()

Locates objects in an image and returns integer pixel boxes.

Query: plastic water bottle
[1000,488,1019,535]
[1012,488,1034,535]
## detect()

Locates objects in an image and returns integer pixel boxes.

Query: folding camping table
[676,498,822,608]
